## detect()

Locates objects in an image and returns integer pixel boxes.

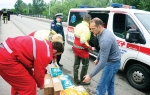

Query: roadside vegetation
[8,0,150,21]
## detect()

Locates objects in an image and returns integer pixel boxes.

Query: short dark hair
[90,17,104,27]
[83,14,91,22]
[52,42,64,53]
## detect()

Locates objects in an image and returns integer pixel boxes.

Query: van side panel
[108,12,140,71]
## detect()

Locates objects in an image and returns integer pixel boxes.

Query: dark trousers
[73,55,89,83]
[3,16,7,24]
[57,54,62,64]
[57,42,64,65]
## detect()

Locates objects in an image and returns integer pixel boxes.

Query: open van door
[88,10,110,57]
[66,9,87,46]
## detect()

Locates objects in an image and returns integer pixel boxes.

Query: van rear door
[66,9,87,45]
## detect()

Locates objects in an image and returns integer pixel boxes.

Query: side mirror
[125,29,146,44]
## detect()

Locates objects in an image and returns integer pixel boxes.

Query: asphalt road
[0,15,149,95]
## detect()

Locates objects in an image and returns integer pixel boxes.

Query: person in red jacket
[0,36,64,95]
[29,30,63,64]
[73,14,95,85]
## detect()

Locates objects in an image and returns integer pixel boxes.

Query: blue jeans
[96,60,121,95]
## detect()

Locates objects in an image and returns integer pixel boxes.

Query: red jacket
[73,37,90,58]
[3,36,53,88]
[73,21,92,58]
[28,31,36,36]
[28,31,56,60]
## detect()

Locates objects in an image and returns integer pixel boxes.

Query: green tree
[13,0,150,21]
[138,0,150,11]
[10,8,16,13]
[27,3,32,14]
[14,0,23,13]
[112,0,123,4]
[32,0,46,14]
[14,0,28,14]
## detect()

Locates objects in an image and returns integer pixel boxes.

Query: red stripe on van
[117,40,150,56]
[126,43,140,51]
[117,40,150,55]
[139,46,150,56]
[127,43,150,55]
[68,26,74,33]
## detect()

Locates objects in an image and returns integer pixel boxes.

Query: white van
[66,5,150,91]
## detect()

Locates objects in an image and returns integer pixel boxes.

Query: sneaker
[80,82,90,85]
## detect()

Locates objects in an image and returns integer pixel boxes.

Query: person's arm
[80,29,92,50]
[96,36,100,60]
[96,53,100,61]
[89,40,112,78]
[34,57,46,88]
[34,57,49,88]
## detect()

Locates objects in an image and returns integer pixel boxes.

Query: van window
[126,15,138,31]
[69,12,86,27]
[89,13,109,28]
[135,13,150,33]
[113,14,126,39]
[113,14,138,39]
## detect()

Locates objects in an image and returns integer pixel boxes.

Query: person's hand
[83,75,91,83]
[40,85,44,90]
[91,47,96,51]
[53,58,56,63]
[94,59,98,66]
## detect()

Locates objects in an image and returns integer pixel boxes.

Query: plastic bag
[74,86,90,95]
[60,86,90,95]
[50,68,63,77]
[60,88,78,95]
[60,75,74,89]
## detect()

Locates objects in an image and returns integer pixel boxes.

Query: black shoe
[57,63,63,67]
[80,82,90,85]
[74,81,81,85]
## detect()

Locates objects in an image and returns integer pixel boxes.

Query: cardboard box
[52,77,64,95]
[44,74,54,95]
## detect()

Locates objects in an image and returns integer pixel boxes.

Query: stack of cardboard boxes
[44,64,90,95]
[44,74,63,95]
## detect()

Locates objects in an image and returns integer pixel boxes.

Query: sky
[0,0,50,9]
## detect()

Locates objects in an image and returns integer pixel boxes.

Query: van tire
[126,64,150,91]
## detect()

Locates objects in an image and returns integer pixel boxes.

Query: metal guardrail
[22,15,68,27]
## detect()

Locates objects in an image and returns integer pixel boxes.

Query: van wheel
[126,64,150,91]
